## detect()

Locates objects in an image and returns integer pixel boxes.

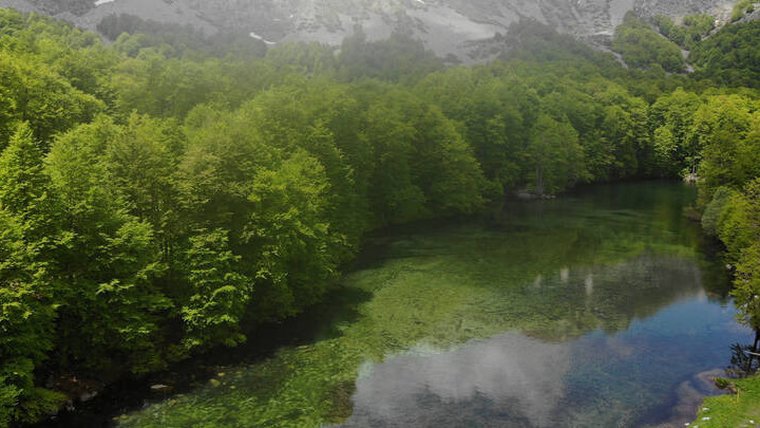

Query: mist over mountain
[0,0,735,60]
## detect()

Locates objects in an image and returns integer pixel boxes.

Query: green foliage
[0,54,103,145]
[734,241,760,330]
[245,151,337,318]
[0,125,61,425]
[654,14,714,49]
[103,113,183,268]
[683,14,716,38]
[649,88,703,176]
[690,21,760,88]
[45,118,174,374]
[674,89,760,298]
[714,190,753,261]
[528,114,586,194]
[728,179,760,329]
[500,20,623,70]
[0,358,65,425]
[338,30,443,82]
[265,42,337,76]
[0,379,18,427]
[89,220,173,373]
[613,13,685,72]
[97,13,268,59]
[0,214,60,425]
[414,68,535,194]
[697,96,758,191]
[654,15,687,46]
[182,229,251,350]
[413,61,651,194]
[362,94,427,223]
[702,187,733,236]
[0,123,50,218]
[694,149,760,426]
[731,0,757,21]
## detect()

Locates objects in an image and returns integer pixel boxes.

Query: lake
[116,181,752,427]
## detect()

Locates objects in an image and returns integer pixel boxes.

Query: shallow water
[118,181,752,428]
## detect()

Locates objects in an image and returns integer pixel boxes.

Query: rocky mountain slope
[0,0,737,60]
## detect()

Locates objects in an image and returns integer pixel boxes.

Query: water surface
[119,182,752,427]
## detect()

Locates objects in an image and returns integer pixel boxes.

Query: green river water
[117,181,752,428]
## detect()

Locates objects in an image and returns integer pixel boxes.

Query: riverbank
[692,375,760,427]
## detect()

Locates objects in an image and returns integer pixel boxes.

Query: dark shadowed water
[89,182,753,427]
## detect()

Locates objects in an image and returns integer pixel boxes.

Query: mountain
[0,0,737,60]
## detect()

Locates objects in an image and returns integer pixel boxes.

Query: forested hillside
[0,7,758,426]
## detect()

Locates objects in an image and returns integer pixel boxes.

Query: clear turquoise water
[120,182,752,428]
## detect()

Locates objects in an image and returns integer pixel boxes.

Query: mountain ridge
[0,0,736,60]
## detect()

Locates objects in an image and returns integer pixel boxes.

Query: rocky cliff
[0,0,737,60]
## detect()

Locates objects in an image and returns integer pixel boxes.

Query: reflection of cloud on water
[605,336,635,359]
[338,253,748,427]
[342,332,571,427]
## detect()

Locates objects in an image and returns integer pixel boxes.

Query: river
[63,182,756,427]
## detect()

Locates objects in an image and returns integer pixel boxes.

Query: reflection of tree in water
[727,332,760,377]
[520,251,705,341]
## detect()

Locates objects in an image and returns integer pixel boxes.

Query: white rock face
[0,0,38,13]
[0,0,736,59]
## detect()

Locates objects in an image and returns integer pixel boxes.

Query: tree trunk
[535,165,544,196]
[747,329,760,373]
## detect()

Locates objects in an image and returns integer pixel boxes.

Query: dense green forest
[0,7,758,426]
[613,13,686,72]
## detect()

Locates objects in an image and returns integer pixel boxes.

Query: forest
[0,6,759,426]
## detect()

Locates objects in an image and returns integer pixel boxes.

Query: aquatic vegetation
[118,183,747,427]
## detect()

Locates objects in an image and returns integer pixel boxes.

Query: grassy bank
[692,375,760,427]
